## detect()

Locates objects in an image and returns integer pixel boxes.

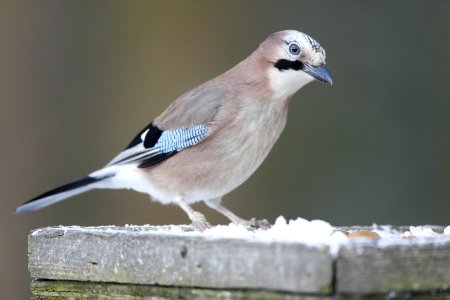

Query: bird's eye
[289,43,300,55]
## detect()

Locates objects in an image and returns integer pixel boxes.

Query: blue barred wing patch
[155,125,208,153]
[107,124,209,168]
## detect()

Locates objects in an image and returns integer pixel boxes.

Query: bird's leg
[205,198,271,229]
[175,196,211,232]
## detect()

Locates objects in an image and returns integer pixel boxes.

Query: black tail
[15,174,114,214]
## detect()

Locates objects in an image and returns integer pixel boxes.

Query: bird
[16,30,333,231]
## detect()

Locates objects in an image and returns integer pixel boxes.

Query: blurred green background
[1,0,449,298]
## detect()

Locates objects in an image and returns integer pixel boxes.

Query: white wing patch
[140,129,149,142]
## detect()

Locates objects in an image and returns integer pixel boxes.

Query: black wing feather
[137,151,177,168]
[125,122,163,150]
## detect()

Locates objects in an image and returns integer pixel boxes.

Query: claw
[191,211,211,232]
[248,218,271,230]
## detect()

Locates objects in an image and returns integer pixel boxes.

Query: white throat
[268,68,314,100]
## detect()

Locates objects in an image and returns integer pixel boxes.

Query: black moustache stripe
[274,59,304,71]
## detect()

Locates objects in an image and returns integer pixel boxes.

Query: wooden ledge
[28,225,450,299]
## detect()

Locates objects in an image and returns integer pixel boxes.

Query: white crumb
[444,226,450,236]
[371,225,401,238]
[406,226,439,238]
[402,231,413,238]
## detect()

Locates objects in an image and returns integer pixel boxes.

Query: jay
[16,30,333,231]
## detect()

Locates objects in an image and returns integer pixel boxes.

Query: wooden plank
[336,238,450,295]
[28,225,450,297]
[30,279,450,300]
[28,226,333,294]
[31,280,338,300]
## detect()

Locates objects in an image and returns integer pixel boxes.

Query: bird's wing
[107,123,209,168]
[153,81,228,129]
[107,83,227,169]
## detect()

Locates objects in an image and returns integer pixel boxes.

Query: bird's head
[260,30,333,98]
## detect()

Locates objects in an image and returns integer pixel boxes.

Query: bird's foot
[248,217,271,230]
[234,218,271,230]
[190,211,211,232]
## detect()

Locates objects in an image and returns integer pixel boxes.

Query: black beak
[303,63,333,85]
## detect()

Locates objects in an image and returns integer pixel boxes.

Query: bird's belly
[206,128,281,194]
[135,105,288,204]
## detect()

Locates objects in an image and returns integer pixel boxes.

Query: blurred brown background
[1,0,449,298]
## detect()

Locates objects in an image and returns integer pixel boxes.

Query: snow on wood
[27,218,450,298]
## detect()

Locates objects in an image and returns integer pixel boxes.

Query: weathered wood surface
[28,226,333,294]
[31,280,337,300]
[337,240,450,295]
[30,280,450,300]
[28,225,450,298]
